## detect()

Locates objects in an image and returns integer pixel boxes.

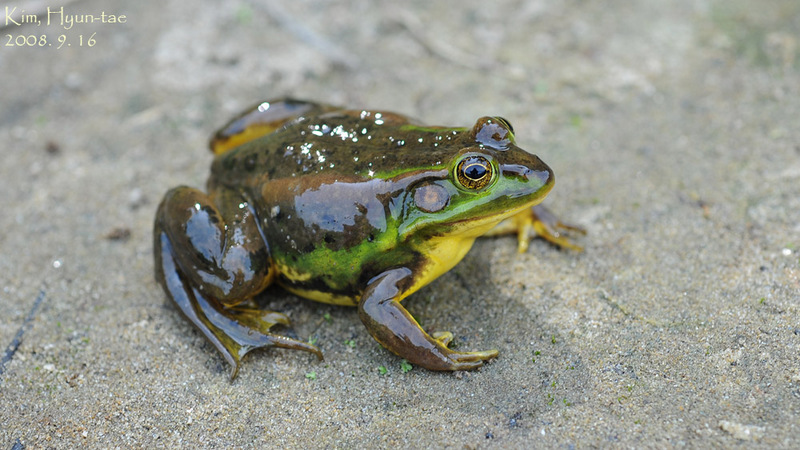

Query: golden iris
[456,155,493,190]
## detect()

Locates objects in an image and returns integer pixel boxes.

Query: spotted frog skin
[154,99,582,379]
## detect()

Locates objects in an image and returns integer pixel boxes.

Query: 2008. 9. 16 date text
[4,32,96,48]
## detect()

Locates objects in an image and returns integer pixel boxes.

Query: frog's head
[399,116,554,240]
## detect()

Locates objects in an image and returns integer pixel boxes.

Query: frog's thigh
[155,186,272,304]
[155,187,322,379]
[358,268,498,371]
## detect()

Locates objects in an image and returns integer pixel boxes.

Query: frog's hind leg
[154,187,322,379]
[155,231,322,380]
[210,99,341,155]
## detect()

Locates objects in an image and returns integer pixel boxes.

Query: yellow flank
[275,261,313,282]
[210,124,281,155]
[275,256,358,306]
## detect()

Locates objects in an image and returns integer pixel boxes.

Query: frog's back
[209,110,467,189]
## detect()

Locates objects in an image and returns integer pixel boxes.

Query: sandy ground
[1,0,799,447]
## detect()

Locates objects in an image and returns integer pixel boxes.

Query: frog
[153,99,583,379]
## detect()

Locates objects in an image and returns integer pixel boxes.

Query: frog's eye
[456,155,494,190]
[471,116,514,150]
[495,117,514,134]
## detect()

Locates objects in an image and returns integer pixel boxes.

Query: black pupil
[465,163,486,180]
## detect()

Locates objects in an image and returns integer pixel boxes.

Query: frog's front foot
[486,204,585,252]
[527,204,586,252]
[359,269,498,371]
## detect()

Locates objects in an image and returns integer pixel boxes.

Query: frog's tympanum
[154,99,582,379]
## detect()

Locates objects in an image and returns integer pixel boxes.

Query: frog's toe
[433,331,497,369]
[227,306,292,333]
[431,331,454,347]
[528,204,585,252]
[266,335,323,360]
[447,349,499,370]
[224,306,323,358]
[261,310,291,326]
[180,287,322,380]
[226,334,322,380]
[225,330,323,380]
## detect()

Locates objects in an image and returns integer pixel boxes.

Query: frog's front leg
[485,204,586,252]
[358,268,498,370]
[154,186,321,379]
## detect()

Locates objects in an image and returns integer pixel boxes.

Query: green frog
[154,99,582,379]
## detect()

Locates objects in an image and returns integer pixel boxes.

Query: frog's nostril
[541,163,554,183]
[532,167,552,185]
[501,164,528,179]
[502,163,552,186]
